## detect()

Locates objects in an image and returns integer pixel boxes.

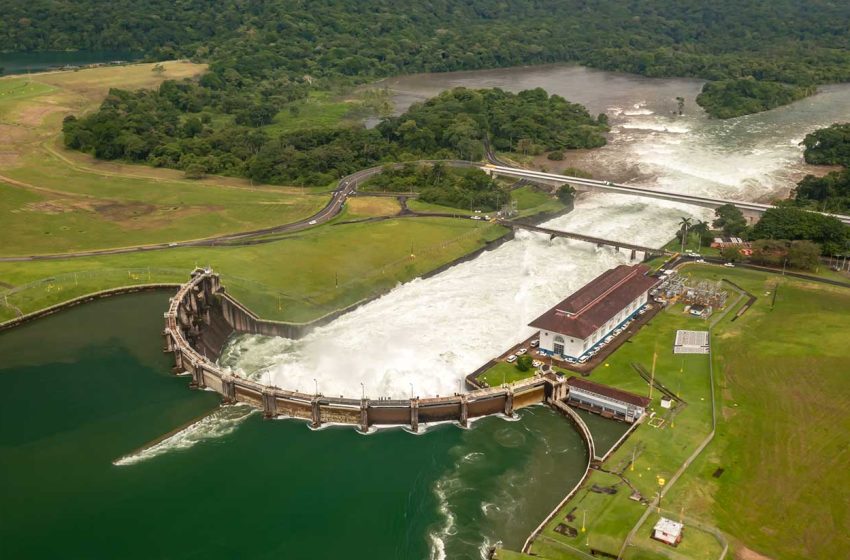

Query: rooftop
[567,376,652,408]
[529,264,659,339]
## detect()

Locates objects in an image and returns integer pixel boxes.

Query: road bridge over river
[483,164,850,226]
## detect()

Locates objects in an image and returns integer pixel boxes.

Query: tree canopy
[695,79,813,119]
[63,86,605,187]
[750,207,848,255]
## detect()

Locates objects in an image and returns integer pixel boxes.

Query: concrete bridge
[163,268,571,432]
[483,164,850,225]
[499,220,671,259]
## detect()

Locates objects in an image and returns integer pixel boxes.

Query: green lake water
[0,292,623,559]
[0,50,140,75]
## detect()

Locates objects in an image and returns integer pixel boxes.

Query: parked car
[638,308,647,315]
[578,356,589,364]
[566,357,577,364]
[517,348,527,355]
[506,354,517,363]
[531,339,539,348]
[532,360,542,367]
[605,336,614,343]
[536,349,545,356]
[470,215,482,220]
[724,262,735,267]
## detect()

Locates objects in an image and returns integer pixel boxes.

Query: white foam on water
[113,405,255,466]
[224,77,850,402]
[223,195,700,399]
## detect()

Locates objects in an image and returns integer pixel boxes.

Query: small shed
[651,517,683,546]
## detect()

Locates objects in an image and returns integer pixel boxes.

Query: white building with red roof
[529,264,659,360]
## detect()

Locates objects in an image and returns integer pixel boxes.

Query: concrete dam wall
[163,269,564,431]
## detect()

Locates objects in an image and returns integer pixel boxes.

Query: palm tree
[692,220,710,252]
[679,216,693,252]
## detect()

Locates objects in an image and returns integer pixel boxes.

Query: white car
[308,219,317,225]
[516,348,527,355]
[531,339,539,348]
[578,356,589,364]
[724,262,735,267]
[470,215,482,220]
[506,354,517,363]
[532,360,542,367]
[483,215,491,220]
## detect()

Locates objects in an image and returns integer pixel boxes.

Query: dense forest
[750,207,848,256]
[695,79,813,119]
[5,0,850,118]
[791,124,850,213]
[362,163,505,210]
[63,86,606,186]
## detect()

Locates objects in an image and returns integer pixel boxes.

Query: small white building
[566,376,651,423]
[529,264,659,360]
[652,517,683,546]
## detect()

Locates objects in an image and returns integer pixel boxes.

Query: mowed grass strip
[661,265,850,560]
[0,218,508,323]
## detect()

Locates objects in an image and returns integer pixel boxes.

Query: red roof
[528,264,658,339]
[567,376,651,408]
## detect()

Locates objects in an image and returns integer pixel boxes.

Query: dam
[163,268,571,432]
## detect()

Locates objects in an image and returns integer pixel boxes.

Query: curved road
[0,161,475,263]
[3,151,849,261]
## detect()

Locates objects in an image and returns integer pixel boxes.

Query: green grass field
[663,265,850,560]
[0,64,327,256]
[501,264,850,560]
[0,218,508,323]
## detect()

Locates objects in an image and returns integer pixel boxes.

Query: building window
[553,335,565,356]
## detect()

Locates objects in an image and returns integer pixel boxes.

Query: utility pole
[649,350,657,401]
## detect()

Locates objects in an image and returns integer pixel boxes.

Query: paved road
[3,150,849,262]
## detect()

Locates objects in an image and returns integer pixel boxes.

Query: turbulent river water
[225,64,850,401]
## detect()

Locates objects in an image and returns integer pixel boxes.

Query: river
[226,65,850,401]
[1,292,617,559]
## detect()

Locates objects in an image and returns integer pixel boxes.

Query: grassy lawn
[526,303,715,559]
[0,218,508,324]
[406,199,475,215]
[477,361,536,387]
[339,196,400,219]
[512,185,566,216]
[0,63,327,255]
[264,90,361,134]
[503,263,850,560]
[661,265,850,560]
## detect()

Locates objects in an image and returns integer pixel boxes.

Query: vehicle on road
[532,360,542,367]
[531,339,539,347]
[470,215,482,220]
[724,262,736,267]
[308,220,317,225]
[516,348,527,355]
[506,354,517,363]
